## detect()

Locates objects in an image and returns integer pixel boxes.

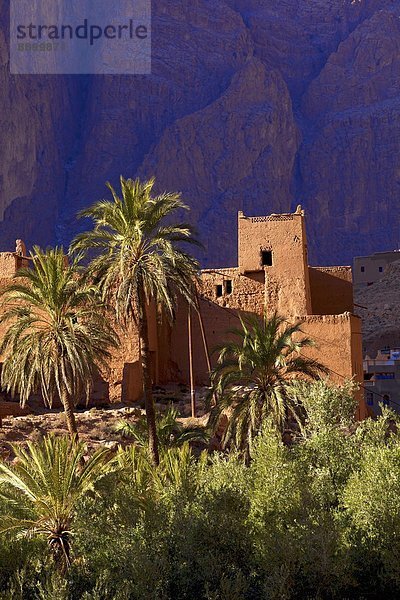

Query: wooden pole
[188,303,196,418]
[264,269,268,317]
[195,289,212,374]
[195,289,217,409]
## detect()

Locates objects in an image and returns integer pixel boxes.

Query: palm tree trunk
[61,389,78,441]
[138,285,160,466]
[50,531,71,574]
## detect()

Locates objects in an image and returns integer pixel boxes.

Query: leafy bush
[1,385,400,599]
[115,406,209,449]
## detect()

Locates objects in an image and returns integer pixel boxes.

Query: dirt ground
[0,384,210,459]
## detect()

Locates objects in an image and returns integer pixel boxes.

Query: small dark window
[383,394,390,406]
[216,284,223,298]
[225,280,232,295]
[261,250,273,267]
[379,266,383,273]
[366,392,374,406]
[361,266,365,272]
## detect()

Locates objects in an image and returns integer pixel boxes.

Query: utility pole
[195,289,212,374]
[188,303,196,418]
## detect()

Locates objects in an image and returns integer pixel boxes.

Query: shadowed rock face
[1,0,400,266]
[355,259,400,355]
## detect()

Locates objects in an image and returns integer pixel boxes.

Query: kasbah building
[0,207,368,420]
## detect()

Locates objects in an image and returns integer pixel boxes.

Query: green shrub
[2,385,400,598]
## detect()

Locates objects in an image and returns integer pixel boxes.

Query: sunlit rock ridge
[1,0,399,267]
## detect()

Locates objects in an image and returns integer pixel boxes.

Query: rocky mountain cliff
[1,0,400,267]
[355,260,400,355]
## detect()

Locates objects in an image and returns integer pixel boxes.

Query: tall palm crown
[71,177,200,464]
[0,247,118,438]
[209,312,329,454]
[0,435,114,570]
[71,177,200,323]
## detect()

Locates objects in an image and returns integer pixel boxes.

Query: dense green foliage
[1,382,400,599]
[0,436,114,571]
[115,406,209,448]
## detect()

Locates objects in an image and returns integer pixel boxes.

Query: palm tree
[0,247,119,440]
[0,435,114,571]
[70,177,200,465]
[208,312,328,456]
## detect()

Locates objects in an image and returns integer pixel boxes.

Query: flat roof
[354,250,400,260]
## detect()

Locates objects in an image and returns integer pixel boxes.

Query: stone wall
[0,254,18,279]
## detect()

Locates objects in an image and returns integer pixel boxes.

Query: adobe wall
[167,306,366,419]
[238,212,312,316]
[309,266,354,315]
[89,301,160,404]
[166,295,240,385]
[165,268,265,384]
[0,256,27,364]
[300,314,366,419]
[0,318,146,406]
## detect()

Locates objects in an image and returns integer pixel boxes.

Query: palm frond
[0,435,115,568]
[71,177,201,324]
[208,311,328,456]
[0,247,119,423]
[115,406,209,449]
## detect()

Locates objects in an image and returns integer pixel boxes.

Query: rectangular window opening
[261,250,273,267]
[361,266,365,272]
[225,280,233,295]
[216,284,223,298]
